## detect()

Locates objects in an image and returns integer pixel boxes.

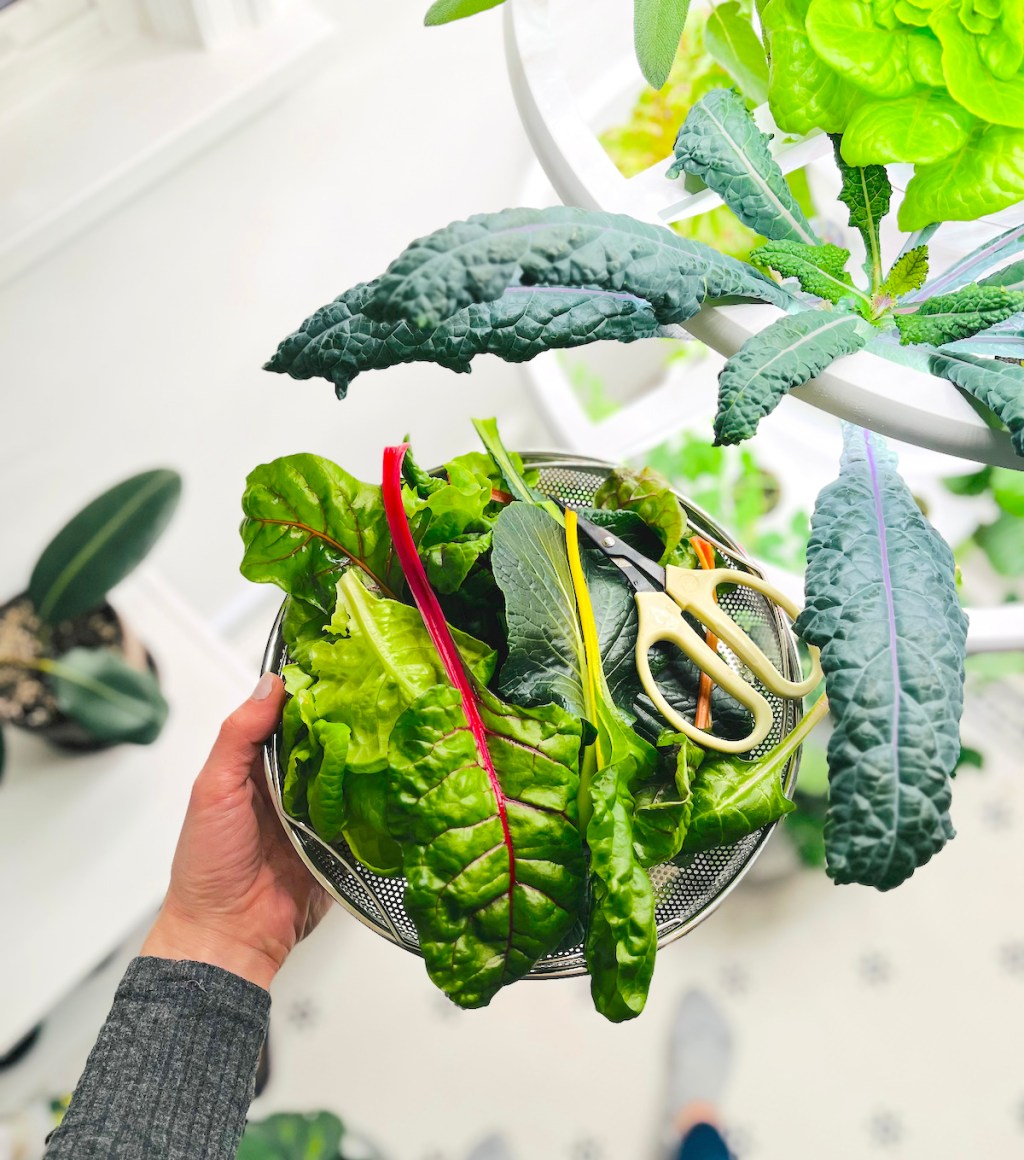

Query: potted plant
[0,469,181,777]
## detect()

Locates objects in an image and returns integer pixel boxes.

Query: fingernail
[251,673,277,701]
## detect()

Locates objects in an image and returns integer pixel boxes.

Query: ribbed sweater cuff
[45,956,270,1159]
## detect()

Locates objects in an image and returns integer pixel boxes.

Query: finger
[199,673,286,794]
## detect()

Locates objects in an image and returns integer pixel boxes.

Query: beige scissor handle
[633,567,823,755]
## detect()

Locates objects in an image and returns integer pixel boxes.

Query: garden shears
[567,508,822,755]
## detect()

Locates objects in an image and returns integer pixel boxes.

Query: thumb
[199,673,286,793]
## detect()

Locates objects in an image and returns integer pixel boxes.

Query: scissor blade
[557,501,667,593]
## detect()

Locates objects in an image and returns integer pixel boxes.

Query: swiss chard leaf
[668,88,819,245]
[593,466,686,562]
[633,0,692,90]
[896,285,1024,346]
[388,684,586,1009]
[831,137,892,288]
[715,311,870,445]
[631,740,703,866]
[704,1,769,105]
[360,206,788,330]
[750,241,861,306]
[266,281,664,398]
[926,348,1024,455]
[794,427,968,890]
[240,454,400,610]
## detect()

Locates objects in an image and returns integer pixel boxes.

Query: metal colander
[261,453,803,978]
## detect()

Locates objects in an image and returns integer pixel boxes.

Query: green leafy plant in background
[760,0,1024,228]
[238,1110,382,1160]
[0,470,179,776]
[945,463,1024,579]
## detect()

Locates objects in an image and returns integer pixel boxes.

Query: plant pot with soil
[0,469,182,778]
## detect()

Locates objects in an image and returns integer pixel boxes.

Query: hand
[142,674,330,989]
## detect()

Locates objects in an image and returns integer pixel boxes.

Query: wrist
[141,908,280,991]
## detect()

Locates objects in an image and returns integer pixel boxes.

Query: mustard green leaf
[633,0,692,89]
[715,310,870,444]
[895,284,1024,344]
[388,684,586,1009]
[794,427,968,889]
[668,88,819,245]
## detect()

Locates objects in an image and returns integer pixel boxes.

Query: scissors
[567,508,822,754]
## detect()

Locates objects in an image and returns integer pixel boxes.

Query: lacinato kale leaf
[795,427,968,890]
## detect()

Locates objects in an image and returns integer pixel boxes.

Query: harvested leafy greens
[241,422,814,1021]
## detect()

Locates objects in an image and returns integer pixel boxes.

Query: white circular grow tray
[503,0,1024,471]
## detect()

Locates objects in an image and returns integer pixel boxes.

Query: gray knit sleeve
[44,956,270,1159]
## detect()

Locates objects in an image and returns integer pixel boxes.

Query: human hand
[141,674,330,989]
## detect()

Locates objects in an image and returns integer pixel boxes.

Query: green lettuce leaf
[715,311,871,444]
[930,8,1024,128]
[593,466,686,562]
[424,0,503,24]
[307,720,351,843]
[750,240,862,305]
[895,284,1024,345]
[240,454,400,610]
[668,88,818,245]
[841,91,977,166]
[794,426,968,889]
[388,683,585,1009]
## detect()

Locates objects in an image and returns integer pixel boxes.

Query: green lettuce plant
[759,0,1024,227]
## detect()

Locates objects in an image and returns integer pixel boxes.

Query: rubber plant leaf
[237,1111,345,1160]
[265,281,664,399]
[593,466,687,562]
[895,285,1024,346]
[29,469,181,625]
[562,509,659,1022]
[715,311,871,445]
[667,88,819,245]
[46,647,169,745]
[794,427,968,890]
[831,136,892,287]
[382,444,586,1010]
[704,1,769,105]
[681,695,828,852]
[750,240,863,306]
[877,246,930,301]
[424,0,504,25]
[925,348,1024,455]
[357,206,788,330]
[633,0,692,89]
[240,454,400,611]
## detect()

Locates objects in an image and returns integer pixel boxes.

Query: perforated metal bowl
[262,452,804,978]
